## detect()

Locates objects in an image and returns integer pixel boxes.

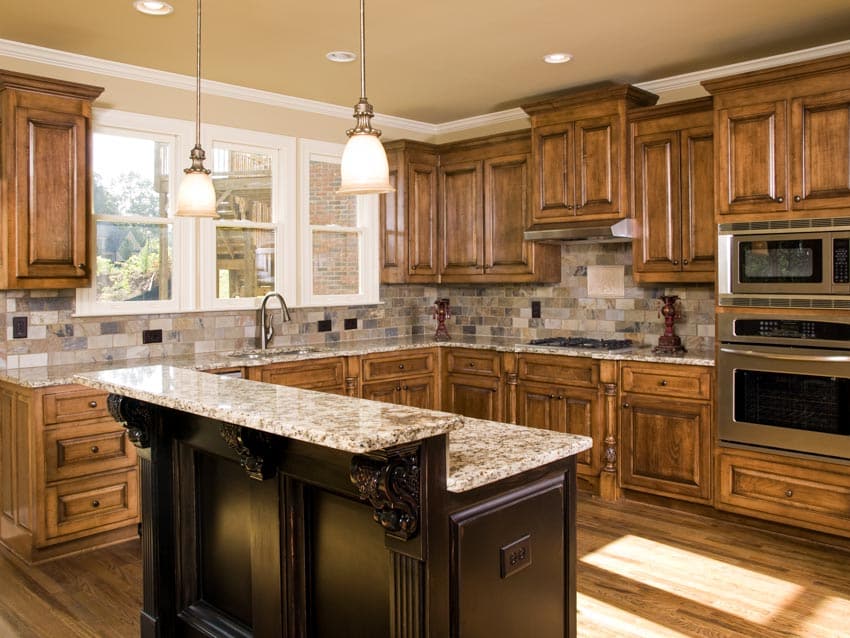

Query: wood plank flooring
[0,496,848,637]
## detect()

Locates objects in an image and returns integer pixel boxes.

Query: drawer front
[261,357,346,391]
[44,469,139,541]
[43,386,112,425]
[516,354,598,388]
[362,351,435,381]
[446,349,501,377]
[717,451,850,536]
[45,421,137,482]
[621,364,711,400]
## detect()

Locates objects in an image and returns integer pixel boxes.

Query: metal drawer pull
[91,500,100,508]
[785,489,793,498]
[90,445,100,454]
[89,401,98,408]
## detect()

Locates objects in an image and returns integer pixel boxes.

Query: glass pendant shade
[338,132,394,194]
[176,170,217,217]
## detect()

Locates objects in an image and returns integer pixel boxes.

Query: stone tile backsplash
[0,243,714,369]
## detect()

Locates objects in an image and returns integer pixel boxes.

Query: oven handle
[719,347,850,363]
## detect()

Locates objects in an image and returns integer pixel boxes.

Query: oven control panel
[734,319,850,341]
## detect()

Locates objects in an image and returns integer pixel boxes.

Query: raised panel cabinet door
[574,114,620,217]
[400,376,436,410]
[379,149,405,283]
[619,394,711,503]
[531,123,575,224]
[790,89,850,211]
[550,384,602,475]
[514,380,558,432]
[440,160,484,276]
[361,379,402,405]
[445,374,502,421]
[14,107,89,282]
[680,125,715,275]
[407,160,440,280]
[715,101,788,216]
[632,130,681,275]
[483,153,533,276]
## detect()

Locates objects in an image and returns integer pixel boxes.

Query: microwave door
[731,234,828,294]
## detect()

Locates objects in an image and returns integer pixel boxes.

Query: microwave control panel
[834,238,849,284]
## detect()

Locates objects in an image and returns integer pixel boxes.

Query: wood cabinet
[717,448,850,538]
[439,133,560,283]
[704,53,850,221]
[361,349,438,410]
[619,362,713,504]
[251,356,351,395]
[0,382,139,563]
[442,348,504,421]
[629,98,715,283]
[0,70,103,289]
[514,354,604,482]
[522,84,657,228]
[380,141,440,283]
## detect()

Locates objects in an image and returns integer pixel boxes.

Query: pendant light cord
[359,0,366,100]
[195,0,202,147]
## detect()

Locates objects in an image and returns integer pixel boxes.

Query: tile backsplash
[0,243,714,370]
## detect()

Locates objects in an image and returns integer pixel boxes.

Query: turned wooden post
[599,382,621,501]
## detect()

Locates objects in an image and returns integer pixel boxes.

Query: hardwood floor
[1,496,848,637]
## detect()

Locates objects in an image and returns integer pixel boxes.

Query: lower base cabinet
[362,375,435,409]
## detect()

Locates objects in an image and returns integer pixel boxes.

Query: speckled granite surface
[447,418,592,493]
[74,365,463,455]
[0,335,714,389]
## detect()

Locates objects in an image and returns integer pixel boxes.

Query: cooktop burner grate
[528,337,634,350]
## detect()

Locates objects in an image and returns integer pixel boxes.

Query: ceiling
[2,0,850,124]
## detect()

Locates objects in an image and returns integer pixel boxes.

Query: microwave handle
[719,347,850,363]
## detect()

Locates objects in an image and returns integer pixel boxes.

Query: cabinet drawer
[44,421,137,482]
[43,385,111,424]
[621,363,711,399]
[260,357,347,391]
[44,469,139,541]
[717,450,850,537]
[362,350,435,381]
[446,349,501,377]
[516,354,598,387]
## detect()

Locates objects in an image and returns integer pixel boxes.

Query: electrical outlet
[12,316,27,339]
[317,319,332,332]
[142,329,163,344]
[531,301,541,319]
[500,534,532,579]
[344,318,358,330]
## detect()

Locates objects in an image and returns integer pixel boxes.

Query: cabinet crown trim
[702,51,850,95]
[521,83,658,116]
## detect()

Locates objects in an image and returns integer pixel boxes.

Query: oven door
[717,344,850,460]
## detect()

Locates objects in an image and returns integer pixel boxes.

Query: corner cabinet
[521,84,657,228]
[629,98,715,284]
[704,52,850,221]
[0,70,103,289]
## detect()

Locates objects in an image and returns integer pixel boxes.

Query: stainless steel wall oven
[717,313,850,461]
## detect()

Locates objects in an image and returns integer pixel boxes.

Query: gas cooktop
[527,337,634,351]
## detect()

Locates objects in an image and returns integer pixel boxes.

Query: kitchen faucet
[258,292,291,350]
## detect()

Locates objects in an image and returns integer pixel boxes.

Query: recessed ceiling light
[326,51,357,63]
[543,52,573,64]
[133,1,174,16]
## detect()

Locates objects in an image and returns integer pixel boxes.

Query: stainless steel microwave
[718,224,850,304]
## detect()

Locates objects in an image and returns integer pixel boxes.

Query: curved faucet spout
[258,292,292,350]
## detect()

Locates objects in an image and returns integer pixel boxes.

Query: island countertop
[74,365,592,493]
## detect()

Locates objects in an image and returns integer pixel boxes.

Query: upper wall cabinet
[704,52,850,222]
[0,70,103,289]
[629,98,715,284]
[521,84,657,229]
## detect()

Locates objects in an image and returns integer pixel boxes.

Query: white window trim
[198,124,297,311]
[297,140,379,307]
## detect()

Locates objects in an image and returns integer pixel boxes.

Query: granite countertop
[0,335,715,389]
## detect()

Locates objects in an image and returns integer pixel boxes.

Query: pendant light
[337,0,394,195]
[176,0,218,217]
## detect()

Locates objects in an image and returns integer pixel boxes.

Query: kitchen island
[75,365,591,638]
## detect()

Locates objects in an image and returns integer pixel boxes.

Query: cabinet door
[259,357,347,394]
[400,375,437,410]
[790,89,850,211]
[515,380,559,431]
[379,148,405,283]
[445,374,502,421]
[530,123,575,224]
[440,160,484,276]
[483,153,534,277]
[680,125,715,276]
[551,385,602,476]
[715,101,788,216]
[361,379,401,405]
[574,114,620,217]
[619,394,711,503]
[407,160,440,280]
[632,129,681,275]
[14,107,89,283]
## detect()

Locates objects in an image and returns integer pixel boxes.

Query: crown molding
[2,36,850,138]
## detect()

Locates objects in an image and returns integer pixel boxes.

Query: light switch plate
[587,265,624,298]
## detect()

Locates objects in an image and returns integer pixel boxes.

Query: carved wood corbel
[219,424,281,481]
[350,445,420,540]
[107,394,153,449]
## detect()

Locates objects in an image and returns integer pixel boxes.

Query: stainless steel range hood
[523,218,636,244]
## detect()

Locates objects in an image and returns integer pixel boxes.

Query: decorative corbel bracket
[220,424,281,481]
[108,394,153,449]
[350,446,420,540]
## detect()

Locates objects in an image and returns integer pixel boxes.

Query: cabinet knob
[566,204,574,210]
[660,380,668,386]
[575,204,583,210]
[557,395,563,400]
[682,259,689,266]
[794,195,802,202]
[91,500,100,508]
[396,386,401,391]
[398,364,405,369]
[77,263,86,269]
[622,402,630,408]
[491,388,497,393]
[776,196,784,203]
[90,445,100,454]
[411,265,417,271]
[785,489,793,498]
[672,260,679,265]
[89,400,98,408]
[402,385,409,391]
[548,394,556,399]
[468,362,476,368]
